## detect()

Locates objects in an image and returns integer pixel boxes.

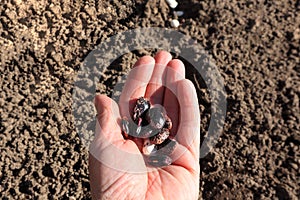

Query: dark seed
[150,128,170,144]
[131,123,141,137]
[136,125,141,136]
[145,155,172,167]
[164,115,172,130]
[121,117,130,138]
[146,105,166,129]
[139,126,159,138]
[121,96,174,167]
[122,118,141,137]
[133,97,150,123]
[156,138,177,156]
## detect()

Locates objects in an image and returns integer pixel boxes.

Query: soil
[0,0,299,199]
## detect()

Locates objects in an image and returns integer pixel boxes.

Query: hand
[89,51,200,200]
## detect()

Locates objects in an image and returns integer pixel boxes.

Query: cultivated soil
[0,0,299,199]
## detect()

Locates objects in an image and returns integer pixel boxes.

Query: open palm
[89,51,200,200]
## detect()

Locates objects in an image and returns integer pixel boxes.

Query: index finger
[119,56,155,118]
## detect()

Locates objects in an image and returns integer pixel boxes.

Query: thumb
[94,94,123,142]
[91,95,145,173]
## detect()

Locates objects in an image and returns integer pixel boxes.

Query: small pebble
[170,19,180,28]
[165,0,178,9]
[290,162,298,171]
[174,11,184,17]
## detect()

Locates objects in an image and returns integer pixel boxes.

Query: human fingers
[145,51,172,105]
[119,56,155,118]
[94,94,123,142]
[163,59,185,136]
[176,79,200,158]
[92,95,143,167]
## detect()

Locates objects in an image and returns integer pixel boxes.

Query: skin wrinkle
[169,162,196,175]
[159,168,182,199]
[160,168,193,200]
[162,178,182,199]
[102,173,142,199]
[116,178,141,200]
[146,171,164,200]
[163,165,187,178]
[146,171,160,192]
[100,162,128,193]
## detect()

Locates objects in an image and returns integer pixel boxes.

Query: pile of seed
[121,97,177,167]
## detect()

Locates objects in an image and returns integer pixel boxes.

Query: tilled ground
[0,0,299,199]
